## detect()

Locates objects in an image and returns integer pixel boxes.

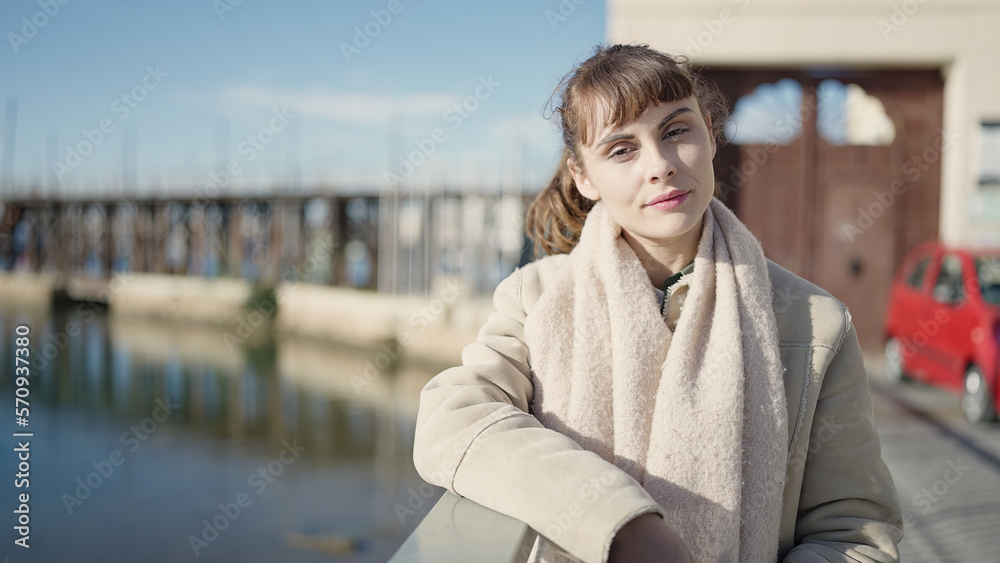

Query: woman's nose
[647,146,677,183]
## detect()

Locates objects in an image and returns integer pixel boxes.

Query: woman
[413,44,903,563]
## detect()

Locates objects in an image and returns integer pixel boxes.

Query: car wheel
[884,337,907,384]
[961,365,997,424]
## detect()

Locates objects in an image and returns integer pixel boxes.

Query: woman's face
[568,95,716,250]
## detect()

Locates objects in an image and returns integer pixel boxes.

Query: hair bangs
[571,53,695,147]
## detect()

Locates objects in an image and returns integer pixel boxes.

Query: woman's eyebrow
[656,107,694,130]
[595,107,695,148]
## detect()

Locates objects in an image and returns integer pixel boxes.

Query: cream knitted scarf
[523,198,787,562]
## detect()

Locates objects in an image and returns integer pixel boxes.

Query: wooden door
[706,69,943,350]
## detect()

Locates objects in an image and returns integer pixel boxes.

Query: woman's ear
[568,157,600,201]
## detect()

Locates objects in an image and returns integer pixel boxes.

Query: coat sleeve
[412,266,665,563]
[783,315,904,562]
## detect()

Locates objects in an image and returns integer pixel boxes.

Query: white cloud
[219,84,455,127]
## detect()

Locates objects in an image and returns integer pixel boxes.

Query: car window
[905,257,932,290]
[932,255,965,304]
[977,256,1000,306]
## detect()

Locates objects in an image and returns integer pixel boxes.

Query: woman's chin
[622,221,699,247]
[654,215,702,239]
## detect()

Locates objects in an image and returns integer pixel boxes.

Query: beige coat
[414,253,903,562]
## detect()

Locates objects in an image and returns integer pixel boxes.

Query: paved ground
[864,355,1000,562]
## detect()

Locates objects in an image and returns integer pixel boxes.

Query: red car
[884,242,1000,423]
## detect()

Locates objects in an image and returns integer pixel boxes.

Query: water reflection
[0,301,441,562]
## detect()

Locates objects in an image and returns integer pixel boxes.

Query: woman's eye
[665,127,691,139]
[609,146,633,159]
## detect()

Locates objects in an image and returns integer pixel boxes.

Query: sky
[0,0,606,197]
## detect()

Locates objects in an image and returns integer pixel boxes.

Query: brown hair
[524,44,729,258]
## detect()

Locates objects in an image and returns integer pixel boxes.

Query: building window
[980,122,1000,186]
[725,78,803,145]
[817,79,896,146]
[725,78,896,147]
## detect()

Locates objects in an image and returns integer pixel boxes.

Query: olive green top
[658,260,695,317]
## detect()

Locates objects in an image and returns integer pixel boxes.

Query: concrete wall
[109,272,254,325]
[0,272,491,369]
[275,276,493,367]
[0,271,56,307]
[608,0,1000,246]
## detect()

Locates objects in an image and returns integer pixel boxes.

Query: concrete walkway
[866,356,1000,562]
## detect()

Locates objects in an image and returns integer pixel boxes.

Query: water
[0,301,442,562]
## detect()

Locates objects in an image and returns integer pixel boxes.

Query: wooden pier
[0,186,534,298]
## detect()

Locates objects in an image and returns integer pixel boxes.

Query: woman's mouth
[644,191,689,210]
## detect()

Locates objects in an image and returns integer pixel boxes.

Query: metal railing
[388,491,537,563]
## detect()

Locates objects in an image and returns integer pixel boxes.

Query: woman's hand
[608,513,694,563]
